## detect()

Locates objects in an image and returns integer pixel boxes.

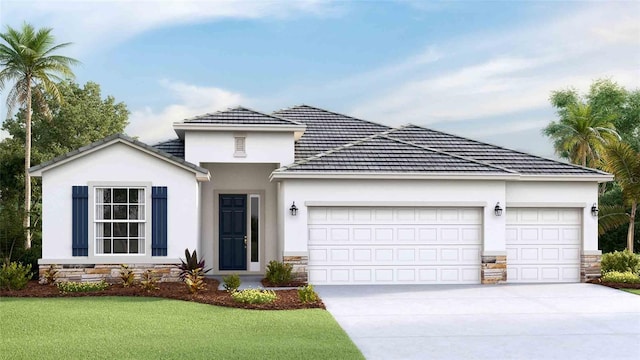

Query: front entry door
[219,194,247,271]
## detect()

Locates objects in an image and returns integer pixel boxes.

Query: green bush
[40,264,58,285]
[119,264,135,287]
[140,270,159,292]
[297,284,318,303]
[601,250,640,275]
[57,280,109,294]
[231,288,277,304]
[601,271,640,284]
[0,262,33,290]
[222,273,241,293]
[265,260,293,285]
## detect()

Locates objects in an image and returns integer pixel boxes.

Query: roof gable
[29,134,209,181]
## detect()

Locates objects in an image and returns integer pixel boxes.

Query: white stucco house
[31,105,612,284]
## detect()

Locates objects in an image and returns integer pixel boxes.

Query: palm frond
[597,205,630,236]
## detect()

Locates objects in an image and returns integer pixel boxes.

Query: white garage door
[506,208,581,283]
[307,207,482,284]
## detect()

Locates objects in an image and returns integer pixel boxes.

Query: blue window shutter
[152,186,168,256]
[72,186,89,256]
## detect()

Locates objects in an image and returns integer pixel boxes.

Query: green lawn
[623,289,640,295]
[0,297,363,360]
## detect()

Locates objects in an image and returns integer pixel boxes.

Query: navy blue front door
[219,194,247,270]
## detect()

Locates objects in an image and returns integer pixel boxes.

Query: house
[30,105,612,284]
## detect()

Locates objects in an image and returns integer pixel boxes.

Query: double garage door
[308,206,582,285]
[308,207,483,284]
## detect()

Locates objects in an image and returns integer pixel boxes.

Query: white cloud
[0,0,340,57]
[127,80,244,143]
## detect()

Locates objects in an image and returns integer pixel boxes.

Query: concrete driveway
[315,284,640,360]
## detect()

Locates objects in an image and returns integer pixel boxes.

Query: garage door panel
[308,206,482,285]
[308,265,480,284]
[506,208,581,283]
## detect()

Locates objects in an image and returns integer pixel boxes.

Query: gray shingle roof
[153,138,185,159]
[29,134,208,177]
[184,106,303,126]
[386,125,608,175]
[278,132,513,174]
[273,105,391,160]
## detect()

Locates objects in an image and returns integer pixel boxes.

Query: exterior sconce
[591,203,599,217]
[494,202,503,217]
[289,202,298,216]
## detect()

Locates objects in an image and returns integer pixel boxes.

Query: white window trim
[88,182,152,258]
[248,194,260,271]
[234,136,247,157]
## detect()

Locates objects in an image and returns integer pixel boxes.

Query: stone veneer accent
[481,255,507,284]
[38,264,181,283]
[283,255,308,283]
[581,254,602,282]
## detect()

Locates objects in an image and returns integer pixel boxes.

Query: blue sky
[1,0,639,158]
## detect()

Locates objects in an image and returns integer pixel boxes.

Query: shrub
[184,267,207,294]
[57,280,109,294]
[120,264,135,287]
[231,288,277,304]
[177,248,211,280]
[140,270,159,292]
[601,250,640,275]
[265,260,293,285]
[600,271,640,284]
[297,284,318,303]
[41,264,58,285]
[0,262,33,290]
[223,273,241,293]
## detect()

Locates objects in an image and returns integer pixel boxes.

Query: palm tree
[543,103,619,167]
[600,141,640,252]
[0,23,78,248]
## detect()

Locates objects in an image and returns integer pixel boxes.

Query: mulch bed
[588,278,640,290]
[0,279,325,310]
[261,278,308,288]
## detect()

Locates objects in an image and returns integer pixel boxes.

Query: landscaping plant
[140,270,159,292]
[265,260,293,285]
[223,273,241,293]
[41,264,58,285]
[600,271,640,284]
[231,288,277,304]
[0,262,32,290]
[297,284,318,303]
[184,267,207,294]
[57,281,109,294]
[119,264,135,287]
[601,250,640,275]
[177,248,211,280]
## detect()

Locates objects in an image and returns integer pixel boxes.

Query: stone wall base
[581,254,601,282]
[283,255,308,283]
[481,255,507,284]
[38,264,181,284]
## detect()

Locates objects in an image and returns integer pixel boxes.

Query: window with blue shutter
[152,186,168,256]
[72,186,89,256]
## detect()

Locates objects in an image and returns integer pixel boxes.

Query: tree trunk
[24,76,32,249]
[628,201,636,253]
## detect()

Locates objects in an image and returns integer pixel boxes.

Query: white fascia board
[269,172,520,181]
[518,174,613,183]
[173,123,306,133]
[30,138,211,181]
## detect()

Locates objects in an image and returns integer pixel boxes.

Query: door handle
[244,236,247,247]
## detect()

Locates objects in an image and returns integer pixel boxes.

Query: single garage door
[506,208,581,283]
[307,207,482,284]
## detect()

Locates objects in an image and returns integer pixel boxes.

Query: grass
[623,289,640,296]
[0,297,363,360]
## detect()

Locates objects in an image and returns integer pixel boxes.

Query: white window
[234,136,246,157]
[95,187,146,254]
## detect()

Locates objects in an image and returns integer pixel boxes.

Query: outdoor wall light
[494,202,503,217]
[289,202,298,216]
[591,203,599,217]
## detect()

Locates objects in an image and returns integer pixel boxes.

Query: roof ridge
[379,133,517,174]
[397,124,609,175]
[181,105,304,126]
[273,104,392,130]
